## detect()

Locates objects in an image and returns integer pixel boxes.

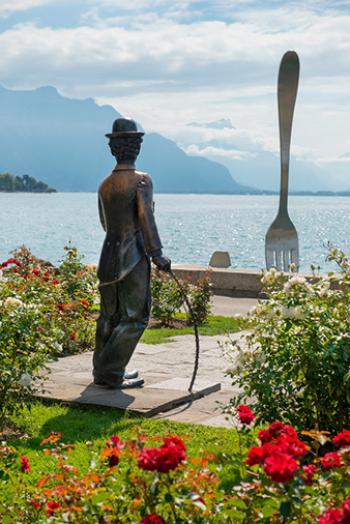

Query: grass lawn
[3,401,239,485]
[141,315,248,344]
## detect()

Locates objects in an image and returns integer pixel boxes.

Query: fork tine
[278,250,283,271]
[265,248,275,270]
[274,250,279,269]
[290,248,298,270]
[283,250,288,272]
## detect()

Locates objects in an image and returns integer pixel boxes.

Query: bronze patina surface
[93,118,171,389]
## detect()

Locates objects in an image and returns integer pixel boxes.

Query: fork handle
[278,51,299,213]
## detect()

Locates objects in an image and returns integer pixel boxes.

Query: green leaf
[164,492,173,503]
[280,500,292,517]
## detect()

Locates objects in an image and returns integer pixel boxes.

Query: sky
[1,0,350,184]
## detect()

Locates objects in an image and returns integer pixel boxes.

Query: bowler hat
[105,118,144,138]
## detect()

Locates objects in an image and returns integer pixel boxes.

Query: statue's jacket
[97,167,162,284]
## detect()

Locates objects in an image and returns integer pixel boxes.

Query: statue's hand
[152,255,171,272]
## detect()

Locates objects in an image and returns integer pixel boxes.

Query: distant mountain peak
[0,85,249,194]
[188,118,235,130]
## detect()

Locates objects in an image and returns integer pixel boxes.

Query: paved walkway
[149,331,245,428]
[37,330,247,429]
[36,295,254,428]
[211,295,257,317]
[154,295,256,426]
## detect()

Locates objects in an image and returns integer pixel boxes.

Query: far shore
[1,190,350,197]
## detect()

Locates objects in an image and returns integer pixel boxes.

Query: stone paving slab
[34,330,247,427]
[35,379,221,417]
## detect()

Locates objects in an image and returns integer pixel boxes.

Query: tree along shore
[0,173,56,193]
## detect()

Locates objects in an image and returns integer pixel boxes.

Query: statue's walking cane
[169,269,200,393]
[99,268,200,392]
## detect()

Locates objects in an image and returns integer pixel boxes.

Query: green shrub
[0,246,97,429]
[188,276,212,325]
[151,270,184,325]
[151,271,212,326]
[228,246,350,432]
[0,265,58,430]
[5,245,97,356]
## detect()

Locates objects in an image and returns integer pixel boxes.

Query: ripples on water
[0,193,349,272]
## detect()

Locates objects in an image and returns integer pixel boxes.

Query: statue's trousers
[93,256,151,385]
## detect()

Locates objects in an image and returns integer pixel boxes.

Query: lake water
[0,193,349,272]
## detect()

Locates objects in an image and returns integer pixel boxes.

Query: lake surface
[0,193,349,272]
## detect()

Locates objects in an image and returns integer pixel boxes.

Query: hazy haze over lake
[0,193,349,273]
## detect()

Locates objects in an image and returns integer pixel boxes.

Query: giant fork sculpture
[265,51,300,271]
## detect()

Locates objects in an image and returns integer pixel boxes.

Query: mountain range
[1,85,347,194]
[0,85,253,194]
[186,119,333,193]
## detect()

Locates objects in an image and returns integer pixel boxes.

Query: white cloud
[186,143,256,160]
[0,0,54,18]
[0,2,349,167]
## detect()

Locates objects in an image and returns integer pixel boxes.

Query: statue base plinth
[34,353,221,417]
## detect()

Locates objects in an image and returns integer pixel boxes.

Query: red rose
[140,515,165,524]
[156,444,185,473]
[342,499,350,516]
[108,452,119,467]
[279,437,308,459]
[106,435,124,450]
[333,430,350,449]
[32,268,40,276]
[318,508,343,524]
[138,447,161,471]
[138,437,186,473]
[104,435,124,467]
[162,435,186,451]
[259,421,298,443]
[321,452,342,470]
[263,452,298,483]
[20,455,30,473]
[6,258,22,267]
[246,446,265,466]
[258,429,270,443]
[46,501,61,516]
[30,500,40,509]
[302,464,317,485]
[246,441,289,466]
[52,279,60,285]
[237,405,255,425]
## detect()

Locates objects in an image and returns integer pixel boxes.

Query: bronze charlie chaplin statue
[93,118,171,389]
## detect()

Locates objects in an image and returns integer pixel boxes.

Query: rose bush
[151,270,211,326]
[0,262,58,430]
[0,246,97,430]
[228,245,350,432]
[2,408,350,522]
[1,245,97,356]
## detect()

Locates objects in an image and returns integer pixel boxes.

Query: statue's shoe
[111,378,144,389]
[124,370,138,380]
[93,377,144,389]
[93,369,139,387]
